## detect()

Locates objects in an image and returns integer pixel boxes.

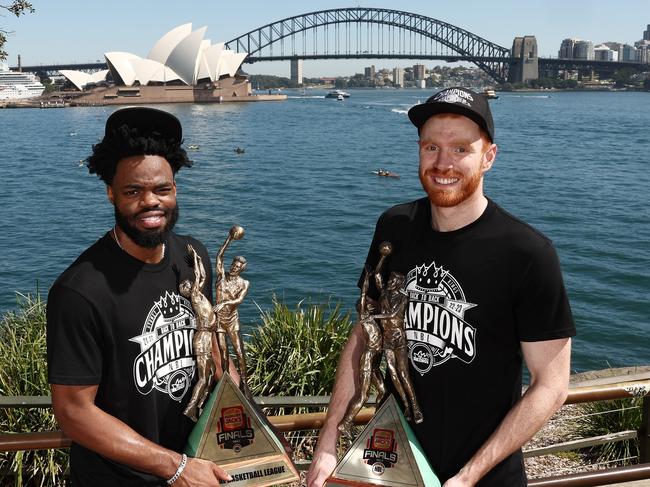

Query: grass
[0,294,68,486]
[246,296,352,405]
[577,397,642,466]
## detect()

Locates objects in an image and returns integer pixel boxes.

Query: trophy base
[326,395,440,487]
[185,372,299,486]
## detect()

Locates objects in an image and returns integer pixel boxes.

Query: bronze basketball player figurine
[214,225,252,400]
[376,241,423,424]
[180,244,218,422]
[337,258,390,439]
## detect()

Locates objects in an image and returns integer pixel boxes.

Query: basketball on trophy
[379,241,393,256]
[230,225,245,240]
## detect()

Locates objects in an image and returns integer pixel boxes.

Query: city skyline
[2,0,648,77]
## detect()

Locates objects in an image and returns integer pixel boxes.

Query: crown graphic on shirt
[156,291,181,319]
[415,262,448,290]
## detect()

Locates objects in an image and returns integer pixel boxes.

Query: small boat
[372,168,400,179]
[234,147,245,154]
[482,89,499,99]
[187,144,200,151]
[325,90,350,99]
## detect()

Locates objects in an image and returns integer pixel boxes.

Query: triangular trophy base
[184,372,299,486]
[325,395,440,487]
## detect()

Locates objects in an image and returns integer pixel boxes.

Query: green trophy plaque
[185,372,299,487]
[326,395,440,487]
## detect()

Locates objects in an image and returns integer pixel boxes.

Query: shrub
[246,297,353,409]
[577,397,642,466]
[0,294,68,486]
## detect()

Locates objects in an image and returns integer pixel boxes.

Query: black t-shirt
[47,232,212,486]
[361,197,576,486]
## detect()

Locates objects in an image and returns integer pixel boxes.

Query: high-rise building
[413,64,425,81]
[622,44,637,61]
[290,59,303,85]
[392,67,404,87]
[364,65,376,79]
[644,24,650,41]
[559,38,579,59]
[636,41,650,63]
[574,40,594,60]
[594,45,618,61]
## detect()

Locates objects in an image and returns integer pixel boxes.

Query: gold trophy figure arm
[187,244,207,291]
[215,225,244,292]
[374,241,393,292]
[371,308,401,320]
[359,264,372,316]
[215,235,232,286]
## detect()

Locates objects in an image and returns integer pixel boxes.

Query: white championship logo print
[405,261,477,373]
[130,291,197,401]
[433,89,473,107]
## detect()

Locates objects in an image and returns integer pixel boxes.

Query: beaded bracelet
[167,453,187,485]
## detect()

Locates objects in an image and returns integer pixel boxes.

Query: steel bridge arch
[225,8,512,83]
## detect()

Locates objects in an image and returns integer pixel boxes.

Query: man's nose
[141,191,159,207]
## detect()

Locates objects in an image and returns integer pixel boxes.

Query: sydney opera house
[59,24,282,105]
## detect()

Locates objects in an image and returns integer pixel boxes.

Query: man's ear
[107,185,114,205]
[481,143,498,173]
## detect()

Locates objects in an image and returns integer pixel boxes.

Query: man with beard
[47,107,232,486]
[307,87,575,487]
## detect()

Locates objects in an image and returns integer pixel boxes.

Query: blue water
[0,89,648,372]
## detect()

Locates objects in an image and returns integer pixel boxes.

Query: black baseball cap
[408,87,494,142]
[105,107,182,141]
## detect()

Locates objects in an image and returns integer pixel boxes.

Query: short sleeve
[47,285,105,385]
[514,242,576,342]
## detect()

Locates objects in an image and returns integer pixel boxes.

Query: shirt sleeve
[514,241,576,342]
[47,284,104,385]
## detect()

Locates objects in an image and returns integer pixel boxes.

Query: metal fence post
[640,395,650,463]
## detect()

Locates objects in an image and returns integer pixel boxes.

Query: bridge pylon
[509,36,539,83]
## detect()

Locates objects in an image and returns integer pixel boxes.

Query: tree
[0,1,34,61]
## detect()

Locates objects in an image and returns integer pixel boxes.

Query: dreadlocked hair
[87,124,192,184]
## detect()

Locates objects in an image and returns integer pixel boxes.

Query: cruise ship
[0,62,45,100]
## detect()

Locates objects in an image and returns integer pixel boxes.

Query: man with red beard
[47,107,232,486]
[307,87,575,487]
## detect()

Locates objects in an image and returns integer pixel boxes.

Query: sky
[2,0,648,77]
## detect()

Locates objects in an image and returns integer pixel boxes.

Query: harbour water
[0,89,648,373]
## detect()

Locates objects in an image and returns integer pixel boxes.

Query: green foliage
[246,297,352,411]
[577,398,642,466]
[0,1,35,60]
[0,294,68,485]
[613,67,640,88]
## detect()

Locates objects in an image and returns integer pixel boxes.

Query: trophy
[182,226,299,486]
[326,241,438,486]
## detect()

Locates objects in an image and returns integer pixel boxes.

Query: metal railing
[1,368,649,486]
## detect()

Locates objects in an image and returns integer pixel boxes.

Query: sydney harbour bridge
[17,7,647,84]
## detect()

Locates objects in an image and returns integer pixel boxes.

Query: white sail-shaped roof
[105,52,140,86]
[147,23,192,65]
[60,69,109,90]
[165,26,207,85]
[196,40,212,80]
[200,42,224,81]
[130,59,181,85]
[217,51,248,78]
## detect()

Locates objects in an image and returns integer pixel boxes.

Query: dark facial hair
[114,204,179,248]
